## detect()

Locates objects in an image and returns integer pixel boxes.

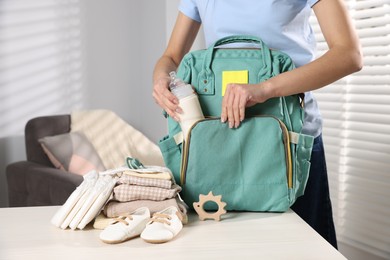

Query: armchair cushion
[39,131,106,175]
[25,115,71,166]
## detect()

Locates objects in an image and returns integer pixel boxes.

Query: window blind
[0,0,85,138]
[310,0,390,258]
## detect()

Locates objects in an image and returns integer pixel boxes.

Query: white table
[0,206,346,260]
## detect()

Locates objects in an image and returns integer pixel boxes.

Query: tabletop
[0,206,347,260]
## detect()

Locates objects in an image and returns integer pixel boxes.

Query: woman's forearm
[265,44,363,99]
[153,13,201,85]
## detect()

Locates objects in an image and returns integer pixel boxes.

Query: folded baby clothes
[113,184,182,202]
[101,165,173,180]
[121,169,172,180]
[93,161,188,230]
[117,174,172,189]
[104,197,188,219]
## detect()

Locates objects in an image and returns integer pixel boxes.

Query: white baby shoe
[141,206,183,244]
[99,207,150,244]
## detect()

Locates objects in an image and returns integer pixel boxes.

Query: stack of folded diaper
[51,170,118,230]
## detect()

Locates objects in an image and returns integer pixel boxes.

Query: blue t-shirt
[179,0,323,137]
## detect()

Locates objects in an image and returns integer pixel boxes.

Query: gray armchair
[6,115,83,207]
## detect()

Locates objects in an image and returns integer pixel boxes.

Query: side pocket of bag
[158,135,182,184]
[293,134,314,198]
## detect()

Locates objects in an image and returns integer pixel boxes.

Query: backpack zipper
[180,117,215,185]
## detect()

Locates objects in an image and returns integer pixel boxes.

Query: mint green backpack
[159,35,314,212]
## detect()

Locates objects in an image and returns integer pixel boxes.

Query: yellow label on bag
[222,70,248,96]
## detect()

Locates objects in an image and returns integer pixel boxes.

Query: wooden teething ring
[193,191,227,221]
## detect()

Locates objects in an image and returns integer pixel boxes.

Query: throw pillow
[39,131,106,175]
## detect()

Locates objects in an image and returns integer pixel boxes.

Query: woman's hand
[221,82,271,128]
[152,76,182,122]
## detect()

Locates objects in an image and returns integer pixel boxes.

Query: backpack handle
[213,35,269,52]
[197,35,273,95]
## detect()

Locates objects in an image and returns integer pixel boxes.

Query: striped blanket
[71,109,164,170]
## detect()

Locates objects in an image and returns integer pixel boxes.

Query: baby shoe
[140,206,183,244]
[99,207,150,244]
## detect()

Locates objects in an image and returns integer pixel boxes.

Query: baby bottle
[169,71,204,140]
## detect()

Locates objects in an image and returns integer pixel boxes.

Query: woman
[152,0,362,248]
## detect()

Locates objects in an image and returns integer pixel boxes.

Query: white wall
[82,0,167,142]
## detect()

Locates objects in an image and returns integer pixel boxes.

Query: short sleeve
[178,0,201,22]
[308,0,320,7]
